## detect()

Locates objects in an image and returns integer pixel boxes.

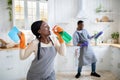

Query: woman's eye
[44,27,49,30]
[44,24,48,27]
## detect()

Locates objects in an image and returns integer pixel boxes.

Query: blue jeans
[78,62,96,73]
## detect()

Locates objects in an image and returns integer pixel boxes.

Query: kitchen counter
[110,44,120,48]
[66,43,120,48]
[93,43,120,48]
[0,46,19,51]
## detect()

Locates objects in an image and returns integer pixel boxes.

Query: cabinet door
[56,47,78,72]
[0,50,27,80]
[93,46,111,70]
[111,47,120,79]
[0,50,19,80]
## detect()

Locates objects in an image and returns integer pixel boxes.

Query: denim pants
[78,62,96,73]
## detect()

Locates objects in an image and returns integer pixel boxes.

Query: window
[13,0,48,29]
[14,0,24,29]
[39,2,48,21]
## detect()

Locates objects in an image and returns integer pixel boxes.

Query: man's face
[77,23,84,30]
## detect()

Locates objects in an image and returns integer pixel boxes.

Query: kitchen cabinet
[0,45,120,79]
[56,46,78,72]
[56,45,111,72]
[81,45,111,71]
[0,49,33,80]
[93,45,111,71]
[110,47,120,80]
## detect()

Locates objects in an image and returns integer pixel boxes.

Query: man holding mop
[73,20,101,78]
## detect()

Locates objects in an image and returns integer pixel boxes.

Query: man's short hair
[77,20,83,25]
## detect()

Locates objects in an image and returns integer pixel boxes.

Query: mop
[79,25,110,47]
[94,25,110,39]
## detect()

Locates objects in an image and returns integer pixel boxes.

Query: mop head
[94,31,103,39]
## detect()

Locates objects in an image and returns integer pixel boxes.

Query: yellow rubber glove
[52,25,64,43]
[18,32,26,49]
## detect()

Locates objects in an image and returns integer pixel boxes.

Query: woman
[18,20,66,80]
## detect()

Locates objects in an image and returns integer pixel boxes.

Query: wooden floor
[56,71,117,80]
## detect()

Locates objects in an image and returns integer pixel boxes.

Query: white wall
[0,0,13,43]
[119,0,120,43]
[48,0,78,28]
[0,0,120,43]
[0,0,12,32]
[55,0,120,43]
[54,0,78,24]
[82,0,120,42]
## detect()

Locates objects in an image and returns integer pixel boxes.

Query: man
[73,20,101,78]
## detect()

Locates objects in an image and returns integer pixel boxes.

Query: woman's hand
[52,25,64,43]
[18,32,26,49]
[52,25,63,33]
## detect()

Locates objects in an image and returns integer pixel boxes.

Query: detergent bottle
[53,25,72,43]
[59,31,72,43]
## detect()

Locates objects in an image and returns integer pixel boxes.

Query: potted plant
[111,32,119,43]
[6,0,12,21]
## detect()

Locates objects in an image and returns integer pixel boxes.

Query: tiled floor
[56,71,117,80]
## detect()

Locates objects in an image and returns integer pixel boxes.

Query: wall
[0,0,13,43]
[119,0,120,43]
[0,0,120,43]
[0,0,12,32]
[82,0,120,42]
[54,0,78,23]
[48,0,78,27]
[54,0,120,43]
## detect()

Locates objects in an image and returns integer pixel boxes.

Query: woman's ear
[38,30,41,34]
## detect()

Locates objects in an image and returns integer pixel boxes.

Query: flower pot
[112,39,118,44]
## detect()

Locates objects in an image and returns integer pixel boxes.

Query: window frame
[13,0,48,30]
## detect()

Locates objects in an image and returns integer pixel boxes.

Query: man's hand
[80,41,88,47]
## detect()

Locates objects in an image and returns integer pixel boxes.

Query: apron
[27,41,57,80]
[77,30,97,66]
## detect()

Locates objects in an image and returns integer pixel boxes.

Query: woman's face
[38,21,51,36]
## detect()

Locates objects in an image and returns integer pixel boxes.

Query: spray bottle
[53,25,72,43]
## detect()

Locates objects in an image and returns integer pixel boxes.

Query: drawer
[0,65,26,80]
[0,66,18,80]
[0,50,19,64]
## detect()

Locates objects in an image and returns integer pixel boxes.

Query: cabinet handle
[7,67,13,70]
[6,55,13,58]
